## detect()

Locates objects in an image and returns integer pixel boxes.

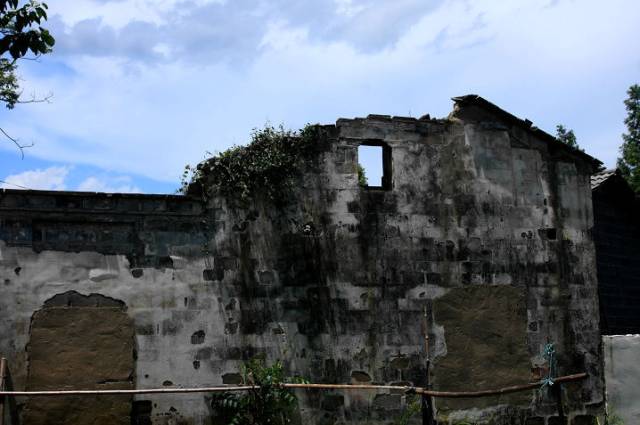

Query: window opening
[357,143,391,189]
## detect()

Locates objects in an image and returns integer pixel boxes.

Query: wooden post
[421,307,435,425]
[553,383,566,425]
[0,357,7,425]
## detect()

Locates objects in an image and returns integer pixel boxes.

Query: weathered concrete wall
[603,335,640,424]
[0,97,604,424]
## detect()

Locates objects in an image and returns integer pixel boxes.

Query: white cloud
[77,176,142,193]
[0,167,142,194]
[0,166,70,190]
[51,0,225,29]
[5,0,640,189]
[334,0,365,18]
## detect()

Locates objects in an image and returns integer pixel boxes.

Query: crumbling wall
[0,100,603,425]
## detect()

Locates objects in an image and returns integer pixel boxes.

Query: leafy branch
[1,0,55,155]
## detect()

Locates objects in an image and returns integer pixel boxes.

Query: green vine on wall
[180,124,321,206]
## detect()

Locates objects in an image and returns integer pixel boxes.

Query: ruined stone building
[0,95,605,424]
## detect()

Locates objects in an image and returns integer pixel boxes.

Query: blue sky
[1,0,639,194]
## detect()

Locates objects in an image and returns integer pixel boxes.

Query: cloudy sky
[1,0,639,193]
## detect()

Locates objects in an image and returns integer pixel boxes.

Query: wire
[0,179,32,190]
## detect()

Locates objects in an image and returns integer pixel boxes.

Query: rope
[540,343,557,390]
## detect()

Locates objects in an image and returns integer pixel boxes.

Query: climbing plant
[182,124,321,205]
[210,359,307,425]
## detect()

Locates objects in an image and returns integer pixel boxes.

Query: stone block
[373,394,401,410]
[571,416,596,425]
[89,268,119,282]
[321,394,344,411]
[222,373,242,384]
[350,371,372,382]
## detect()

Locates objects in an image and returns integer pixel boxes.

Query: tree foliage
[183,124,320,205]
[617,84,640,193]
[210,359,306,425]
[1,0,54,155]
[555,124,581,151]
[1,0,54,108]
[356,163,368,186]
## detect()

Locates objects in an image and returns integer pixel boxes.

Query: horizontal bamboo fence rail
[0,372,587,399]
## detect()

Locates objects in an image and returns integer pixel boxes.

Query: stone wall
[0,96,604,424]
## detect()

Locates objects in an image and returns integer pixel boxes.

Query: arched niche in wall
[22,291,135,425]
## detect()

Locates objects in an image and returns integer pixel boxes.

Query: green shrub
[211,359,306,425]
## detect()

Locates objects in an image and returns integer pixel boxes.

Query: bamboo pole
[419,373,587,398]
[0,357,7,425]
[0,373,587,398]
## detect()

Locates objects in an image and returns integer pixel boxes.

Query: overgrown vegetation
[210,359,306,425]
[181,124,321,205]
